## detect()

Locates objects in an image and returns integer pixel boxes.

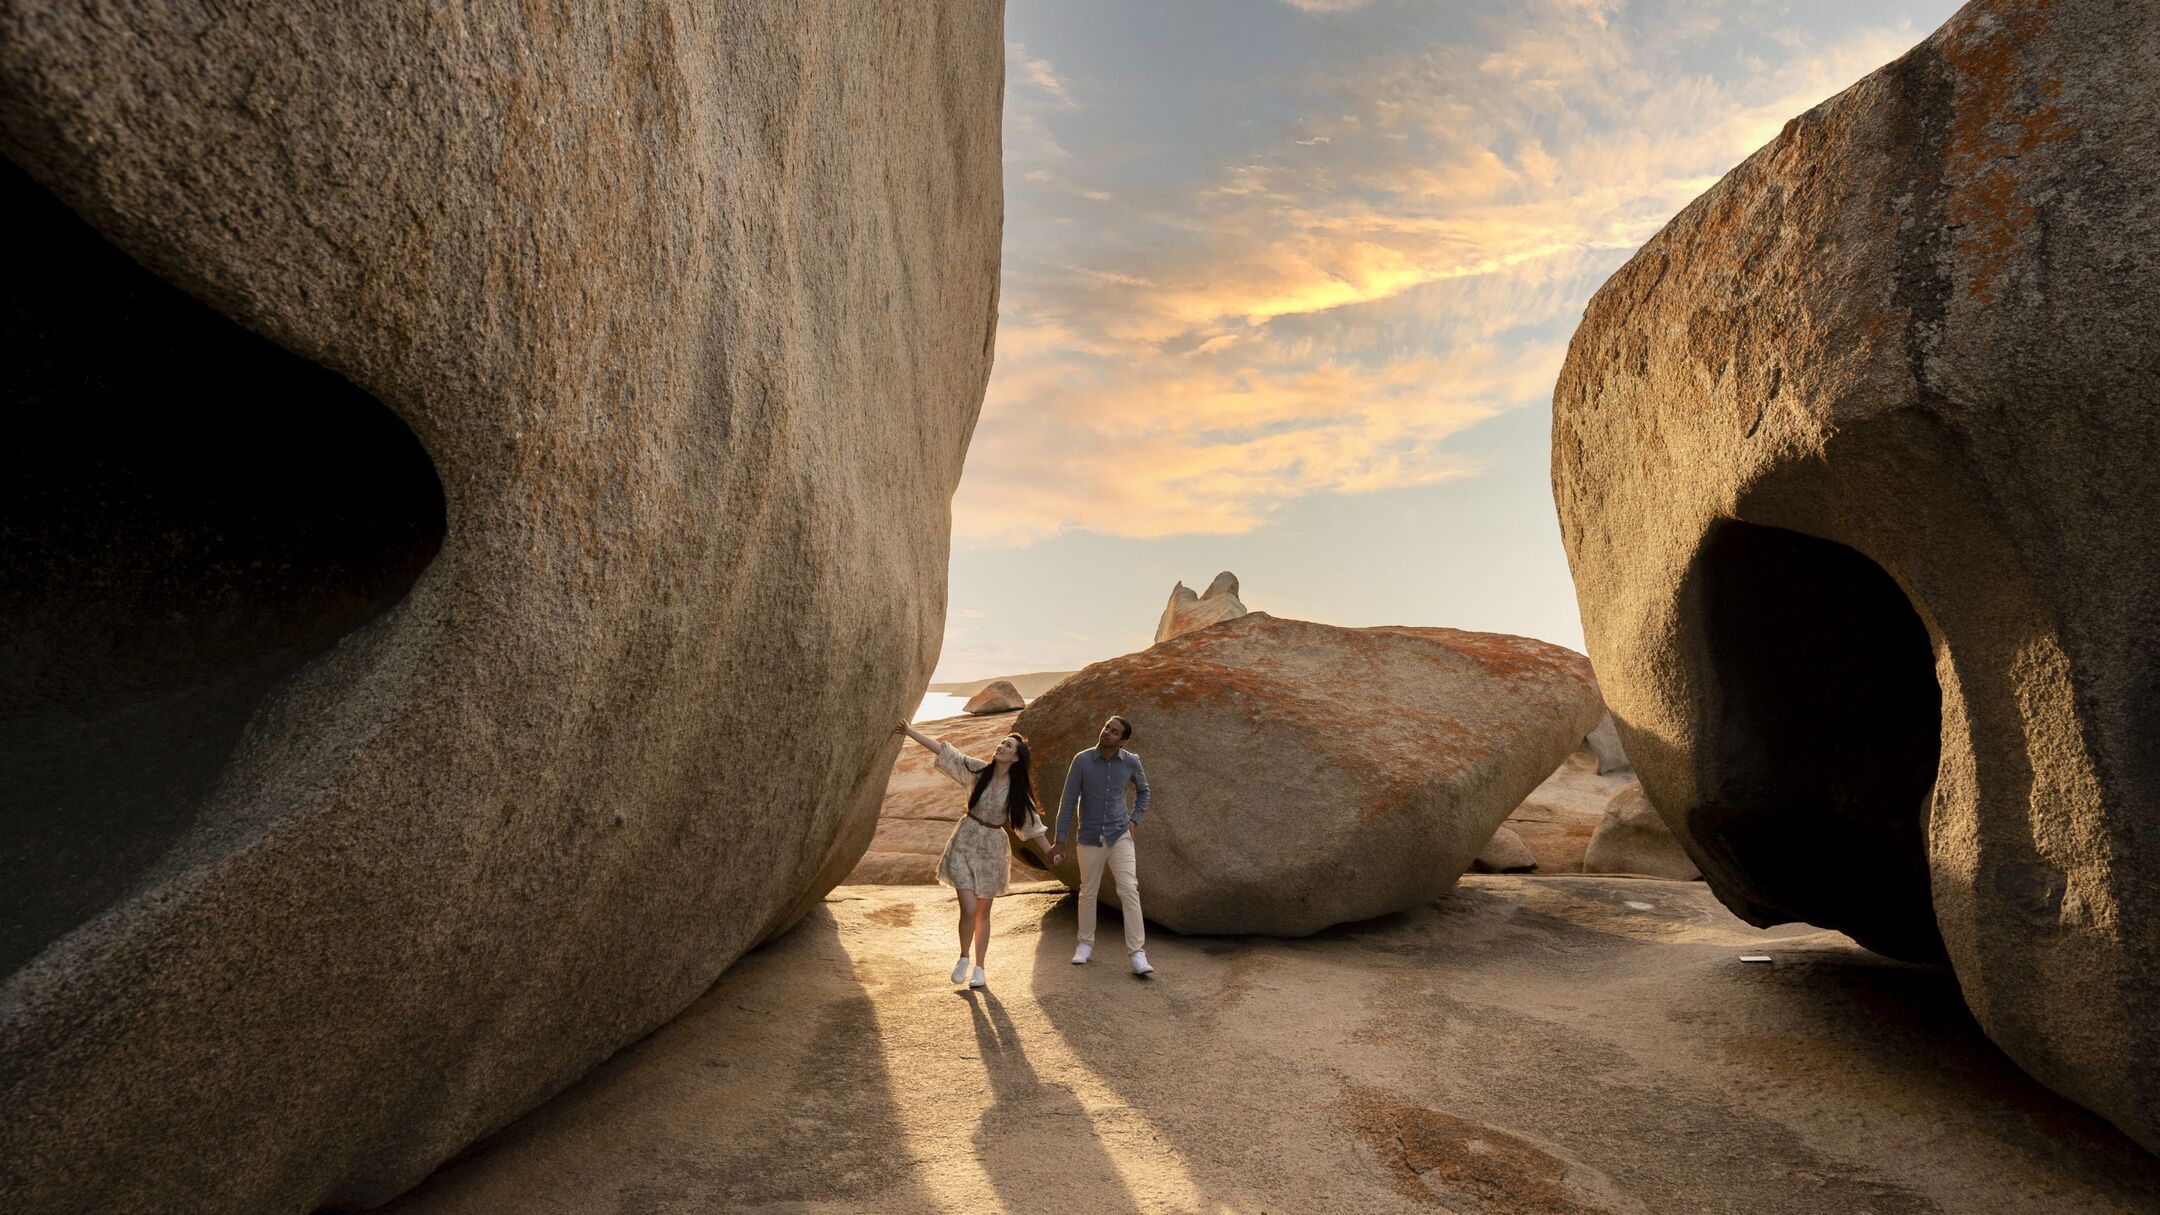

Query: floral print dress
[934,742,1046,895]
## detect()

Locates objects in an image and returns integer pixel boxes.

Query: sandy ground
[383,878,2159,1214]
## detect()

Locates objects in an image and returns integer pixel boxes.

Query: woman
[895,720,1064,989]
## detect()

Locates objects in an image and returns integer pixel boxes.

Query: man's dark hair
[1108,715,1133,742]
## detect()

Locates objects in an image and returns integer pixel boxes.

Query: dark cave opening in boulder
[1686,520,1945,962]
[0,155,446,976]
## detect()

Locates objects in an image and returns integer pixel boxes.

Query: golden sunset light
[12,1,2157,1210]
[944,0,1948,678]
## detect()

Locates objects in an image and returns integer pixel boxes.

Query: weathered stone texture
[1584,712,1631,775]
[0,3,1003,1211]
[1553,0,2158,1152]
[1471,827,1539,874]
[1154,571,1249,643]
[1582,784,1702,881]
[1011,614,1602,935]
[964,679,1025,714]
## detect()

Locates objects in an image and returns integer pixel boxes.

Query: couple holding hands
[893,714,1154,989]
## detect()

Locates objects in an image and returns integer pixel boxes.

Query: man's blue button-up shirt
[1056,747,1151,847]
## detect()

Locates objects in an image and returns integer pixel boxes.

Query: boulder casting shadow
[0,4,1003,1211]
[1553,0,2160,1154]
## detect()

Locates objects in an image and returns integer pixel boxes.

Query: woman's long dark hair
[970,733,1038,829]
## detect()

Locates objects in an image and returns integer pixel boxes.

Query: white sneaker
[1071,943,1092,965]
[969,966,987,989]
[951,956,971,985]
[1130,950,1154,976]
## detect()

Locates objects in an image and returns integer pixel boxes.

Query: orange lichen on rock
[1941,0,2079,306]
[1010,613,1602,936]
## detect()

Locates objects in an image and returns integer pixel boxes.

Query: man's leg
[1076,843,1110,947]
[1109,835,1144,955]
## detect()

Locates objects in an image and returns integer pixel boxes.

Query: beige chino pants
[1076,834,1144,954]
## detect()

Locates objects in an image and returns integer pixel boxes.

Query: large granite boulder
[1582,784,1702,881]
[1011,613,1602,935]
[845,712,1051,887]
[1584,712,1631,775]
[964,679,1026,715]
[1154,570,1249,642]
[0,4,1002,1211]
[1552,0,2159,1153]
[1471,827,1539,874]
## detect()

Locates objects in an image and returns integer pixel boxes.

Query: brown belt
[966,810,1010,832]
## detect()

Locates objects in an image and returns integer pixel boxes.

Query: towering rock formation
[1553,0,2159,1153]
[0,3,1003,1210]
[1155,570,1249,643]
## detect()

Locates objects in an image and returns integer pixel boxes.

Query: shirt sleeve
[1129,753,1151,821]
[1059,755,1084,844]
[934,742,982,788]
[1016,812,1048,841]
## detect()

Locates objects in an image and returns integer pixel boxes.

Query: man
[1056,715,1153,976]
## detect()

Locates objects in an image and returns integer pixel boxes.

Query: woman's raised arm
[895,721,943,754]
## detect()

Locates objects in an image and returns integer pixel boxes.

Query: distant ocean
[913,691,1012,722]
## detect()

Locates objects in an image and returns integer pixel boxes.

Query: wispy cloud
[972,2,1930,547]
[1004,41,1078,167]
[1008,40,1081,110]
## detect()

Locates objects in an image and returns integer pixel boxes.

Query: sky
[934,0,1964,683]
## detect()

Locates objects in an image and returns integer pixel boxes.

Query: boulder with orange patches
[1554,0,2160,1154]
[1012,613,1601,935]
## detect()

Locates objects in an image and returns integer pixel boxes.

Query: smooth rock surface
[964,680,1026,715]
[1585,712,1632,775]
[846,713,1054,887]
[1552,0,2160,1150]
[1013,613,1603,935]
[379,880,2160,1215]
[1154,571,1249,643]
[0,4,1003,1211]
[1583,784,1703,881]
[1471,827,1539,874]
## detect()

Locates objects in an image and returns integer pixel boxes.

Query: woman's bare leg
[972,895,995,965]
[955,889,979,957]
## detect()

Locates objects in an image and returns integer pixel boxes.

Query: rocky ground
[383,878,2158,1214]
